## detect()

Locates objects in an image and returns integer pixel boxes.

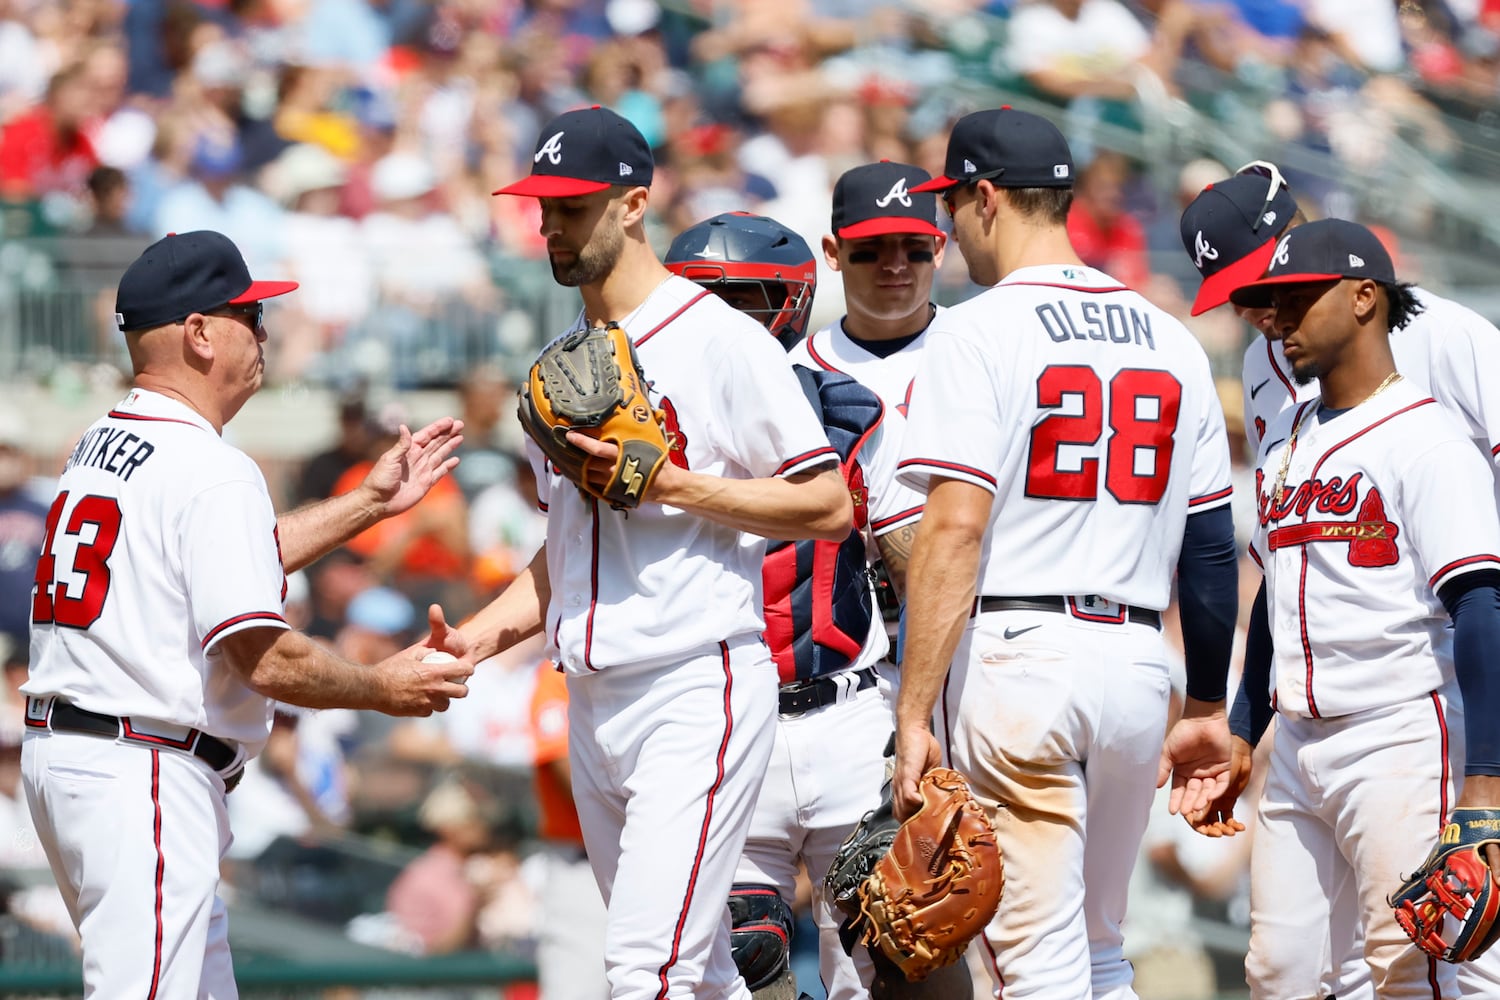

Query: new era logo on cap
[831,160,943,240]
[910,107,1075,195]
[496,106,653,198]
[1227,218,1397,309]
[1180,171,1301,315]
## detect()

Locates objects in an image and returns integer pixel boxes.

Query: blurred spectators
[452,365,518,501]
[0,59,99,225]
[1066,149,1149,289]
[293,389,376,506]
[154,132,287,274]
[0,408,48,651]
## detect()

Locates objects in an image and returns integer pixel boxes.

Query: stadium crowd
[4,1,1500,997]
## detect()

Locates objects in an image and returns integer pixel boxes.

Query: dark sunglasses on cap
[1234,160,1289,233]
[940,168,1008,218]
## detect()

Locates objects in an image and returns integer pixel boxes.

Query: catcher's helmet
[664,212,817,349]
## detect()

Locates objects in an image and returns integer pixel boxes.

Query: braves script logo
[1193,230,1219,269]
[875,178,912,209]
[659,396,690,470]
[534,131,565,165]
[1271,234,1292,269]
[1256,470,1400,567]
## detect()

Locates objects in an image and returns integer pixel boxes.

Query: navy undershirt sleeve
[1177,505,1238,702]
[1438,571,1500,777]
[1230,581,1275,746]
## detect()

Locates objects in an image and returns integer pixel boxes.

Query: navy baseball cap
[831,161,943,239]
[1226,219,1396,308]
[494,105,653,198]
[910,107,1073,194]
[114,230,297,333]
[1181,172,1300,315]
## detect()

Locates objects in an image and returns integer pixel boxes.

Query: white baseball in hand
[422,651,459,664]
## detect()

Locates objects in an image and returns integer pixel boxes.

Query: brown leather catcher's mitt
[828,766,1003,981]
[518,322,669,510]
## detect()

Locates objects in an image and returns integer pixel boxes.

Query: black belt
[41,700,244,791]
[778,667,878,717]
[975,595,1161,629]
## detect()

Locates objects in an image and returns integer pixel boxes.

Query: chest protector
[762,367,883,685]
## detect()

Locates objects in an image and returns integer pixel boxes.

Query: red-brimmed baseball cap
[114,230,297,332]
[1180,172,1300,315]
[909,106,1074,195]
[1226,219,1397,308]
[494,105,654,198]
[831,161,943,239]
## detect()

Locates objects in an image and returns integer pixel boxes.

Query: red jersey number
[1027,367,1182,505]
[32,492,123,628]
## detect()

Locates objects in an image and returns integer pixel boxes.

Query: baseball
[421,651,459,664]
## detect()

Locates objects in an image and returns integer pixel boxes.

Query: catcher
[1194,219,1500,998]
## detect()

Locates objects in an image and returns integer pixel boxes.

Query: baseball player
[788,159,945,673]
[438,106,853,1000]
[21,230,474,999]
[664,212,952,1000]
[891,107,1241,999]
[1210,218,1500,999]
[1182,163,1500,1000]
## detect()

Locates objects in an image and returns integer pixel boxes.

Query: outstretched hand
[362,417,465,517]
[1157,698,1232,821]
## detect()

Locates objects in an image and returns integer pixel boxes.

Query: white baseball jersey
[1249,381,1500,718]
[24,388,288,753]
[790,308,943,416]
[898,264,1233,611]
[1243,289,1500,498]
[531,275,838,676]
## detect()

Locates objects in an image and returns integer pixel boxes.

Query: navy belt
[778,666,877,717]
[36,700,244,791]
[975,595,1162,629]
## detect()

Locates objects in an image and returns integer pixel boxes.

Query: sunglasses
[940,168,1008,218]
[1235,160,1289,233]
[209,301,265,330]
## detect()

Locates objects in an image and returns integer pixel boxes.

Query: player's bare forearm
[874,522,917,601]
[892,480,989,817]
[1457,775,1500,809]
[452,547,550,663]
[649,463,853,541]
[276,418,463,572]
[218,626,472,714]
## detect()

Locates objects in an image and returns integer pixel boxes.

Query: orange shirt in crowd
[530,663,583,846]
[331,460,466,578]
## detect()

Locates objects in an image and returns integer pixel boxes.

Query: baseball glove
[1390,808,1500,963]
[518,322,669,510]
[826,767,1002,981]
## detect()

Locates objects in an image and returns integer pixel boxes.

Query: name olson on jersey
[1035,300,1156,350]
[63,427,156,481]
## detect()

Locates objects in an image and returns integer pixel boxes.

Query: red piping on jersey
[999,281,1130,293]
[897,457,998,488]
[1265,339,1295,399]
[1492,442,1500,457]
[1288,397,1437,717]
[774,446,837,477]
[201,611,288,649]
[1247,544,1263,569]
[1188,485,1234,508]
[582,500,602,672]
[633,290,712,348]
[107,411,204,430]
[655,642,734,999]
[871,504,924,533]
[1428,554,1500,590]
[805,336,843,373]
[149,750,165,1000]
[1430,688,1450,1000]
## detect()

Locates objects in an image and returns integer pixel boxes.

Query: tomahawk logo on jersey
[1250,382,1500,719]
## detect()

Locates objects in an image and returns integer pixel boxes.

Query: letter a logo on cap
[1272,234,1292,269]
[535,131,565,165]
[1193,230,1219,269]
[875,178,912,209]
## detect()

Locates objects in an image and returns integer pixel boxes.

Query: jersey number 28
[1027,366,1182,504]
[31,491,122,628]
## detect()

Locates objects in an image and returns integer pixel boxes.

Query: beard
[550,217,625,287]
[1291,360,1322,386]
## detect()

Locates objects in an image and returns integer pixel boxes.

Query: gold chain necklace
[1271,371,1403,507]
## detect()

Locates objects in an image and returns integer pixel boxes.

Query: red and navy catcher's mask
[665,212,817,350]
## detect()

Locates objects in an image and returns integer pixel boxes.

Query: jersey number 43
[31,491,122,628]
[1027,365,1182,505]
